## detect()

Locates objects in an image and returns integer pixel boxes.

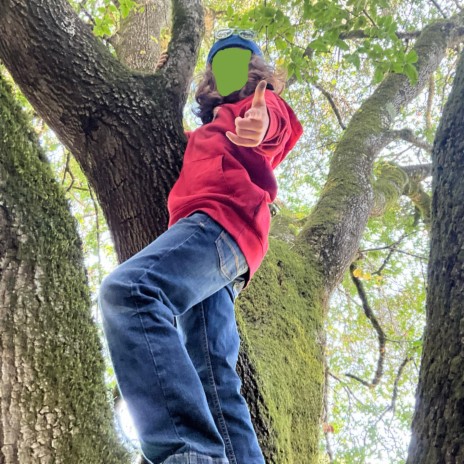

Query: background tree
[0,72,129,463]
[1,0,464,462]
[407,44,464,464]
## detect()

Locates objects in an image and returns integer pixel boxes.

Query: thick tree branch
[0,0,204,262]
[296,15,464,290]
[339,30,422,40]
[163,0,204,101]
[400,163,433,181]
[111,0,172,73]
[371,162,432,223]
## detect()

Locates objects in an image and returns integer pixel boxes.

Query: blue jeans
[98,212,265,464]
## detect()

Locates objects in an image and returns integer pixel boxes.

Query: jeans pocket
[215,230,248,281]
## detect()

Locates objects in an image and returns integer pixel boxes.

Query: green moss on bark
[236,239,325,463]
[0,72,130,463]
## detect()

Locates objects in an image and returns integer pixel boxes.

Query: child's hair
[193,54,287,125]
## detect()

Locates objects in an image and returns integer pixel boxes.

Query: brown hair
[193,54,287,125]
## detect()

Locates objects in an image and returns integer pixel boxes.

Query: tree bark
[112,0,172,73]
[406,46,464,464]
[0,0,203,263]
[0,74,130,463]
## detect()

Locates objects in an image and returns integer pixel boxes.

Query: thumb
[251,80,267,109]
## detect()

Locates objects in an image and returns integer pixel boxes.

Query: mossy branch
[371,162,432,223]
[296,14,464,290]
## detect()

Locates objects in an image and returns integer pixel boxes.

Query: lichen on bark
[0,73,130,464]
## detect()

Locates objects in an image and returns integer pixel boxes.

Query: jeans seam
[199,303,237,464]
[132,291,185,448]
[216,231,247,281]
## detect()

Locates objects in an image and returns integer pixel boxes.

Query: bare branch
[346,263,387,388]
[430,0,448,18]
[377,356,412,423]
[314,83,347,130]
[385,128,433,152]
[340,30,422,40]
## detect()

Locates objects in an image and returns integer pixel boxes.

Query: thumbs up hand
[226,80,270,147]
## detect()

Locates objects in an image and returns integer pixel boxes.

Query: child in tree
[99,29,303,464]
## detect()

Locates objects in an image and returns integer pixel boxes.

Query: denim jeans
[98,212,265,464]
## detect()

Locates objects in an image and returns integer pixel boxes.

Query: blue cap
[207,35,263,64]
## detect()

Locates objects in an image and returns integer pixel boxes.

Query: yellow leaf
[353,268,363,278]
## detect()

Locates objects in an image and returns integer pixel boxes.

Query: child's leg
[177,283,266,464]
[98,213,248,464]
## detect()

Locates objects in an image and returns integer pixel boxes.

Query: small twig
[394,249,428,260]
[362,8,378,28]
[375,356,412,424]
[314,83,346,130]
[430,0,448,18]
[385,128,433,153]
[360,232,415,254]
[372,231,409,275]
[61,150,71,186]
[346,263,387,388]
[373,246,395,276]
[329,371,367,406]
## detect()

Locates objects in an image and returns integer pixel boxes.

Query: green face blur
[212,47,252,97]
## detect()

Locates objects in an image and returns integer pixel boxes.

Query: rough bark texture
[406,47,464,464]
[112,0,172,73]
[0,0,203,263]
[0,75,130,463]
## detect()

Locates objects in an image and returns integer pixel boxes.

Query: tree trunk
[112,0,172,73]
[406,46,464,464]
[0,74,130,463]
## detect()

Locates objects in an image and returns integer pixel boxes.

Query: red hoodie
[168,89,303,280]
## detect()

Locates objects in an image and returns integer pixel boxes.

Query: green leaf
[309,38,329,52]
[373,67,384,84]
[345,53,361,69]
[405,50,418,64]
[336,39,349,51]
[276,37,287,51]
[404,63,419,84]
